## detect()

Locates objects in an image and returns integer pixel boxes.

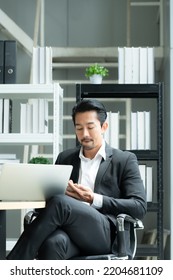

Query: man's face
[74,111,107,152]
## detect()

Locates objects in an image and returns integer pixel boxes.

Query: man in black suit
[7,99,147,260]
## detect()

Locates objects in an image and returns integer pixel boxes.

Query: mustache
[81,137,93,142]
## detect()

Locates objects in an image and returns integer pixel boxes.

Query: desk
[0,201,45,259]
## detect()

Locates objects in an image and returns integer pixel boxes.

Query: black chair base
[70,254,129,260]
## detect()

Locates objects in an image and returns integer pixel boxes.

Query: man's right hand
[66,180,94,204]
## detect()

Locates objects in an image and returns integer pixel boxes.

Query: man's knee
[47,194,72,208]
[38,231,69,260]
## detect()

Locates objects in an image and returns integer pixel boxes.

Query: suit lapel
[70,151,80,183]
[94,144,113,191]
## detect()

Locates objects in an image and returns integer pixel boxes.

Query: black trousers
[7,195,112,260]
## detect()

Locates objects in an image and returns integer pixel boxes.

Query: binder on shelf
[39,47,45,84]
[20,99,49,134]
[26,103,33,133]
[32,46,52,84]
[32,47,39,84]
[147,47,154,83]
[137,111,145,149]
[0,98,3,133]
[110,112,119,149]
[4,40,16,84]
[139,164,146,190]
[139,164,153,202]
[20,103,27,133]
[0,40,4,84]
[118,47,154,85]
[45,47,52,84]
[146,166,153,202]
[131,111,151,150]
[3,99,12,133]
[144,111,151,149]
[44,99,48,133]
[32,99,39,133]
[118,47,125,84]
[130,112,137,149]
[124,47,133,83]
[38,98,45,133]
[139,47,147,84]
[104,111,119,149]
[132,47,140,83]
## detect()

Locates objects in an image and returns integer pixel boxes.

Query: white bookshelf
[0,83,63,162]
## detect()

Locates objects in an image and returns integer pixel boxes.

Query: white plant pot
[89,74,103,84]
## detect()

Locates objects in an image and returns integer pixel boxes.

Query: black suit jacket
[55,143,147,226]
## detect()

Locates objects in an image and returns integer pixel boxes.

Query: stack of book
[0,153,20,174]
[130,111,151,150]
[32,46,52,84]
[20,99,48,134]
[0,98,12,133]
[0,40,16,84]
[139,164,153,202]
[25,46,52,134]
[104,111,119,149]
[118,47,154,84]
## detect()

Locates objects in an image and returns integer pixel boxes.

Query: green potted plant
[85,63,109,84]
[28,156,51,164]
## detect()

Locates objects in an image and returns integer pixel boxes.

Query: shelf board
[0,84,55,99]
[56,80,118,85]
[130,150,159,160]
[0,133,54,144]
[136,244,159,258]
[77,83,162,98]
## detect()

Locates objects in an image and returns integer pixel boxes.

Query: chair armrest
[23,210,39,229]
[116,214,144,230]
[115,214,144,259]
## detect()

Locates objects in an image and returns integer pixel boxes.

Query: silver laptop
[0,163,73,201]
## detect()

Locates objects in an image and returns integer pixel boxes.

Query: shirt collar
[79,140,106,161]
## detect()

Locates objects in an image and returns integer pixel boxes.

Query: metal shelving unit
[76,82,164,259]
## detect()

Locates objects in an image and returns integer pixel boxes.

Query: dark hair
[72,99,107,126]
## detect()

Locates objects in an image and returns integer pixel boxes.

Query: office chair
[24,210,143,260]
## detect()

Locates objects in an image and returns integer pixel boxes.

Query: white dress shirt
[78,141,106,208]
